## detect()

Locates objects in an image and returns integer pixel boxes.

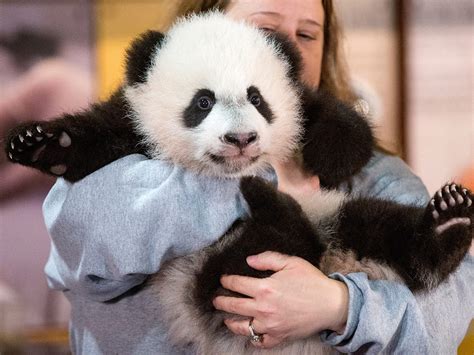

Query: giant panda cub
[5,13,473,354]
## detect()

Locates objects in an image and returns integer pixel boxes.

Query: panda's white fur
[126,13,303,178]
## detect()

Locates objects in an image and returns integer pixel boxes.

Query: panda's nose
[222,132,259,148]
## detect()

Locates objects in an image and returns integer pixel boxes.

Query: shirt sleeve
[321,151,474,353]
[346,151,430,207]
[321,273,430,354]
[322,255,473,354]
[43,154,257,302]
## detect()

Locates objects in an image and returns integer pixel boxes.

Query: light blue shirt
[45,155,252,302]
[43,152,473,354]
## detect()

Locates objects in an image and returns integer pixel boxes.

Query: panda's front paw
[6,122,71,176]
[240,176,305,225]
[427,183,473,235]
[240,176,278,212]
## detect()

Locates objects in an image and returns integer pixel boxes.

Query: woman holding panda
[41,0,473,353]
[178,0,473,352]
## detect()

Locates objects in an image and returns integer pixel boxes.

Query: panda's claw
[439,200,448,211]
[59,132,72,147]
[50,164,68,176]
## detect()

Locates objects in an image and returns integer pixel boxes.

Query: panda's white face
[182,86,274,175]
[126,13,302,177]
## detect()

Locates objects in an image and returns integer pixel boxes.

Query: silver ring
[248,318,264,343]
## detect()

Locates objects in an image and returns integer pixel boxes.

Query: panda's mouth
[207,143,263,173]
[208,153,260,166]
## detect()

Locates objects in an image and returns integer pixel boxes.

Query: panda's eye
[250,93,261,107]
[197,96,214,110]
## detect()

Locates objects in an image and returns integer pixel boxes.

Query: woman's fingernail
[247,255,257,263]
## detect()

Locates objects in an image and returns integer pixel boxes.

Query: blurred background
[0,0,472,353]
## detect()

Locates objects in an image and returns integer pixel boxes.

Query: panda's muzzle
[220,132,259,149]
[209,131,261,168]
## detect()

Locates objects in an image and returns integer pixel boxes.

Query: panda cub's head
[125,12,304,177]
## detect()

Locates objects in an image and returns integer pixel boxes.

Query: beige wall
[407,25,473,194]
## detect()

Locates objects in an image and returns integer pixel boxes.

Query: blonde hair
[173,0,358,105]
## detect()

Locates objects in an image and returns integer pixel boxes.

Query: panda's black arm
[334,184,473,291]
[194,177,326,311]
[5,88,146,182]
[301,91,374,189]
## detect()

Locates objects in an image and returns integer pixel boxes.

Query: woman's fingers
[223,318,283,349]
[246,251,292,272]
[223,318,254,336]
[214,253,296,319]
[218,252,293,297]
[219,274,264,297]
[215,254,349,345]
[257,334,283,349]
[213,295,257,317]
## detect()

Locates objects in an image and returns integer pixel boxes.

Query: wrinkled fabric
[323,254,473,354]
[44,152,473,354]
[44,154,254,302]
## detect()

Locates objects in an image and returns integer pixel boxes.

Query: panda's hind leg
[427,183,472,234]
[417,183,473,286]
[331,187,472,291]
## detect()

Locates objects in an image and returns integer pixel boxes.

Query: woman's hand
[213,251,349,348]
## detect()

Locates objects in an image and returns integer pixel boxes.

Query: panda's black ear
[125,30,165,86]
[266,32,303,84]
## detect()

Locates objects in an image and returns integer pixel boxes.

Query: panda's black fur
[5,13,473,354]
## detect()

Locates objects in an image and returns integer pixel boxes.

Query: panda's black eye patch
[247,86,274,123]
[183,89,216,128]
